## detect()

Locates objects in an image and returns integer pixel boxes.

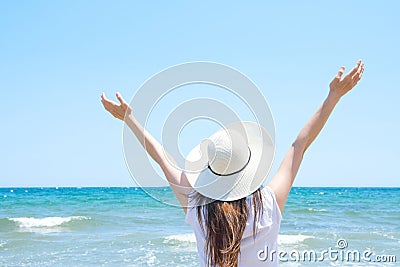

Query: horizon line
[0,186,399,189]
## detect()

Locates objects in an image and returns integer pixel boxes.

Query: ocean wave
[163,233,313,245]
[163,233,196,244]
[307,208,327,212]
[278,234,313,245]
[8,216,90,228]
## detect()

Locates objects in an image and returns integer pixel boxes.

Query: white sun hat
[185,121,274,201]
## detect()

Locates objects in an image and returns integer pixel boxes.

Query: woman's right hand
[101,92,132,121]
[329,59,365,99]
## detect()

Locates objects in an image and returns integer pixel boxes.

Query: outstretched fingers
[117,92,132,115]
[101,92,118,112]
[336,66,346,79]
[357,61,365,79]
[329,60,365,97]
[116,92,127,106]
[101,92,108,106]
[101,92,113,105]
[348,59,362,78]
[351,60,364,85]
[359,63,365,79]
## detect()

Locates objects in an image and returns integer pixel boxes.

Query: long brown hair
[191,188,264,267]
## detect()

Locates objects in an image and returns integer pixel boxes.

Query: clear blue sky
[0,1,398,187]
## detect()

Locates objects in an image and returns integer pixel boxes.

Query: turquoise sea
[0,187,399,266]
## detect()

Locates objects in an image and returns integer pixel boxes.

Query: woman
[101,60,364,267]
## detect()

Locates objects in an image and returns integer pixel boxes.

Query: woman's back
[186,186,282,267]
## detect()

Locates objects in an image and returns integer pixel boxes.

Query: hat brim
[185,121,274,201]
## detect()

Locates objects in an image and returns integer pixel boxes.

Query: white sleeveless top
[185,186,282,267]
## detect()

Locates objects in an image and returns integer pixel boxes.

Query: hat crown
[207,130,250,176]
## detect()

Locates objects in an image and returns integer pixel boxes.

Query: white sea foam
[164,233,196,243]
[145,250,157,266]
[278,234,313,244]
[163,233,313,245]
[9,216,90,228]
[307,208,327,212]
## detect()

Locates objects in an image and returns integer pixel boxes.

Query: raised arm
[101,92,192,212]
[268,60,365,212]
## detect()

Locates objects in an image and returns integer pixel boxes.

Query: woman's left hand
[101,92,132,121]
